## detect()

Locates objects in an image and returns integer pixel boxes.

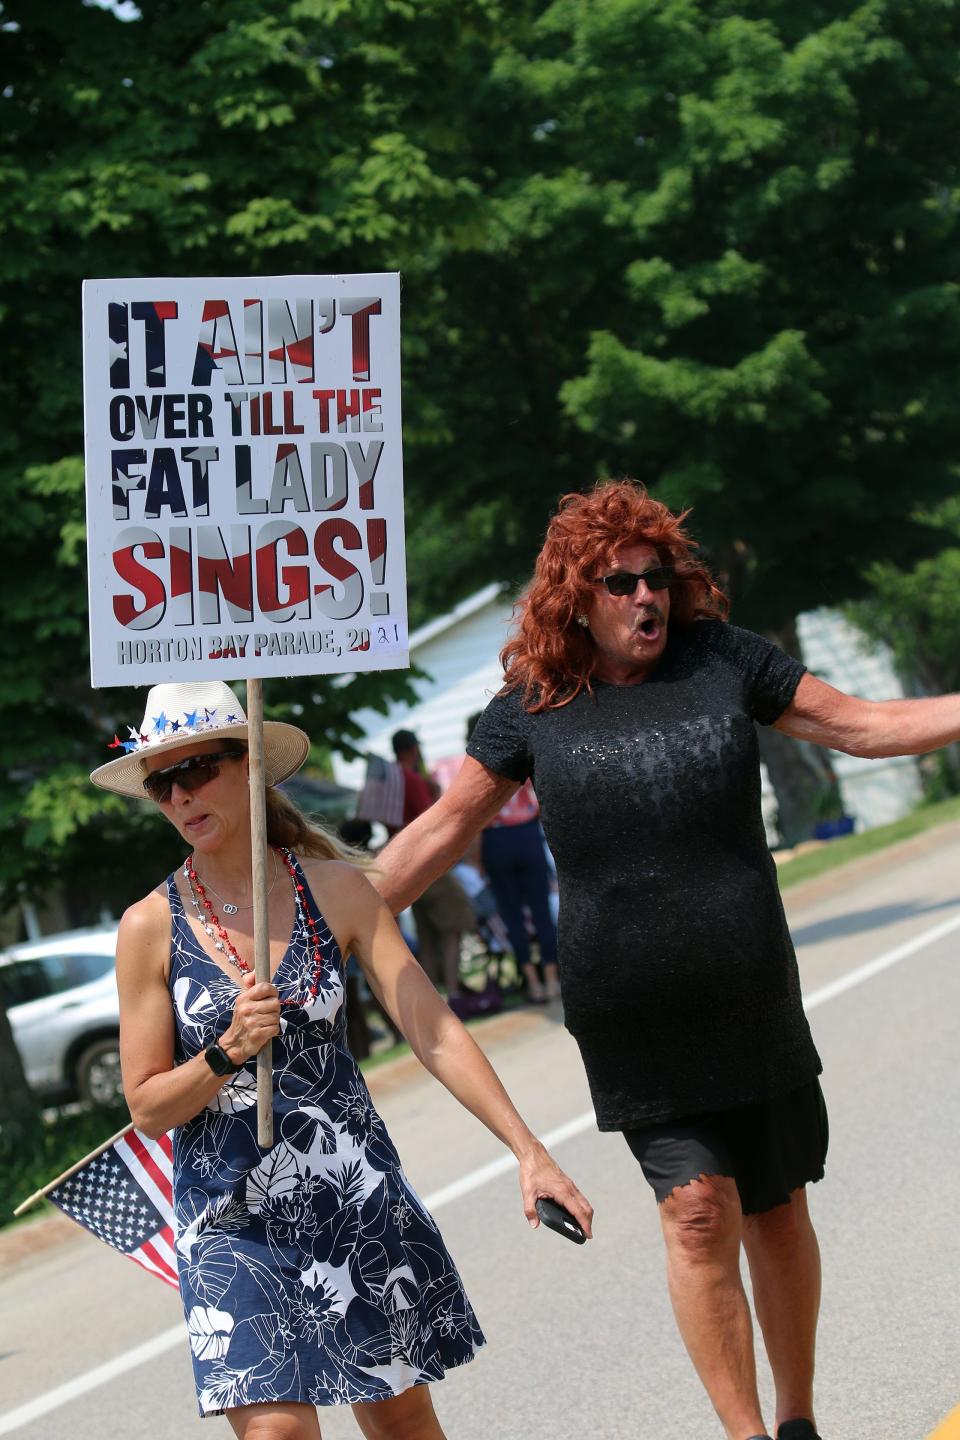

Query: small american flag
[355,753,405,830]
[46,1127,179,1289]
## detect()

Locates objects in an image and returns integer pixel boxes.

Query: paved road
[2,826,958,1439]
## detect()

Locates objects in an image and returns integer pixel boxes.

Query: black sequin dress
[466,621,821,1130]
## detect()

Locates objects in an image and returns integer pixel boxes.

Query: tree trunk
[757,618,839,848]
[0,1003,41,1158]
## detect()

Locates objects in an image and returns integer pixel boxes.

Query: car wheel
[75,1038,124,1107]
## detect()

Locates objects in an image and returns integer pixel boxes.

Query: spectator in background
[467,713,560,1003]
[390,728,475,998]
[337,817,403,1057]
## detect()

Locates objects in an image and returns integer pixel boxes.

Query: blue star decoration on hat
[152,713,168,734]
[183,710,199,730]
[170,719,181,733]
[226,714,237,724]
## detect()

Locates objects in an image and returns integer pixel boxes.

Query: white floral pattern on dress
[167,853,484,1417]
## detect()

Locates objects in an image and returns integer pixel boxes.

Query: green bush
[1,1102,130,1228]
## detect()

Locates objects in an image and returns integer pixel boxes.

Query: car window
[67,953,116,987]
[0,951,115,1006]
[0,958,52,1005]
[40,953,115,993]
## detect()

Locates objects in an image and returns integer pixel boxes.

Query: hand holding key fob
[535,1196,587,1245]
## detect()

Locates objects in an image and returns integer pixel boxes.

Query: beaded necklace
[183,846,326,1007]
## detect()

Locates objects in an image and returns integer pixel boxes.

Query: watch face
[205,1043,236,1076]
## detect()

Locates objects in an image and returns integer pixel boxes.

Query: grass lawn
[775,794,960,889]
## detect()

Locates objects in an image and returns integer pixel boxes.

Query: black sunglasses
[594,565,676,597]
[143,749,244,804]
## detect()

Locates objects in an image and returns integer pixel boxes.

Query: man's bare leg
[742,1187,821,1435]
[659,1174,768,1440]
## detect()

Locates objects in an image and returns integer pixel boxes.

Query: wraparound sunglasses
[143,749,244,804]
[594,565,676,597]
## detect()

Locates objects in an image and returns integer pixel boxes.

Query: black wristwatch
[204,1042,243,1076]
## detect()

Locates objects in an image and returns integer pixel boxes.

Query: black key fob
[535,1196,587,1244]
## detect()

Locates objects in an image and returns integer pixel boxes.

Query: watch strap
[204,1042,242,1076]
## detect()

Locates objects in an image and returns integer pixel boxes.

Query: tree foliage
[2,0,959,909]
[488,1,960,626]
[846,496,960,699]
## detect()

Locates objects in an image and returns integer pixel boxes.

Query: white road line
[422,1109,597,1211]
[0,1326,186,1435]
[2,904,957,1435]
[801,908,960,1012]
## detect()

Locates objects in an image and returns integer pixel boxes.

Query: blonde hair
[265,787,374,870]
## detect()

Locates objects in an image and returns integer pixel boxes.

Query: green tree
[846,496,960,794]
[494,2,960,625]
[1,0,497,914]
[399,1,960,839]
[426,0,960,841]
[3,0,960,895]
[847,497,960,699]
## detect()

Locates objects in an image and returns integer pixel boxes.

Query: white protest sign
[83,274,407,687]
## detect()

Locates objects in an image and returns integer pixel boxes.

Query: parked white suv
[0,926,123,1106]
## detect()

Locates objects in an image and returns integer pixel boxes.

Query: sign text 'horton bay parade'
[83,275,408,686]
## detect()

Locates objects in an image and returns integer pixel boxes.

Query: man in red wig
[374,479,960,1440]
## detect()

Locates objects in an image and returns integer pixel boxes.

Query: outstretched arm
[774,673,960,759]
[319,862,593,1238]
[373,756,519,912]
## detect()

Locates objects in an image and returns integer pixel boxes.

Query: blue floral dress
[167,851,484,1417]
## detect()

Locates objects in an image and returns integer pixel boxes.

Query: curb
[780,817,960,914]
[0,1212,81,1277]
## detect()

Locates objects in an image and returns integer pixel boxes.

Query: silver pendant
[222,903,239,915]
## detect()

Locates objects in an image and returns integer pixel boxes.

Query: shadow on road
[791,896,960,947]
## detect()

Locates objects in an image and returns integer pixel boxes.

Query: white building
[333,587,923,837]
[797,608,923,827]
[333,581,514,793]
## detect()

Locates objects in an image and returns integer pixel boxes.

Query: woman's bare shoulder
[116,885,173,970]
[299,855,376,902]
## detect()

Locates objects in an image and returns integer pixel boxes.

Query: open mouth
[636,615,662,639]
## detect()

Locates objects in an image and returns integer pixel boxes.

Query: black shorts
[623,1079,829,1216]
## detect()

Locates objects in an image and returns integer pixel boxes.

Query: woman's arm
[116,893,281,1139]
[317,862,593,1237]
[373,757,519,913]
[774,672,960,759]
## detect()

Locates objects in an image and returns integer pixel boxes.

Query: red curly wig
[501,479,729,711]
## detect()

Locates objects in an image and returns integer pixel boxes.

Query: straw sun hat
[90,680,310,799]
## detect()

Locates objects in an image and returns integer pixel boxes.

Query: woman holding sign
[91,679,592,1440]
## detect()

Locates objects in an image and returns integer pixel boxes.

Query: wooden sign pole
[246,678,273,1149]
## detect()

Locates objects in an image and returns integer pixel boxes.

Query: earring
[577,614,589,628]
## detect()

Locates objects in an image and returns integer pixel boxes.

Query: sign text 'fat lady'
[83,274,408,686]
